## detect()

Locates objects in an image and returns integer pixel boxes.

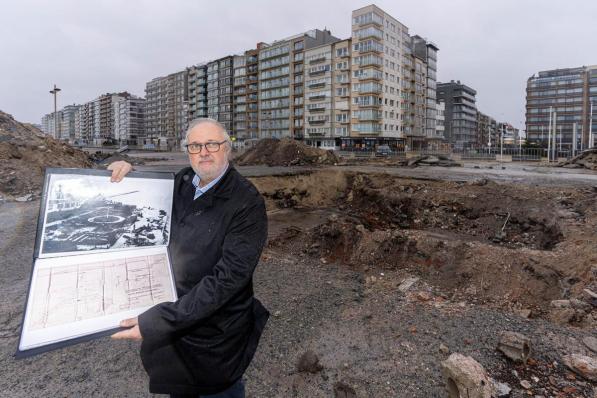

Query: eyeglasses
[185,140,227,154]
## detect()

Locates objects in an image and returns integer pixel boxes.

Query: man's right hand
[107,160,133,182]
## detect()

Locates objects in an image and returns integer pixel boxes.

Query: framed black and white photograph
[16,168,178,358]
[37,168,174,258]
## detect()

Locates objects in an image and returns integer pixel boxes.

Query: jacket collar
[181,165,236,202]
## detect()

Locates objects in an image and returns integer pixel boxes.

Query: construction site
[1,111,596,396]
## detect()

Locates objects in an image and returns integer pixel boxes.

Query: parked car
[376,145,392,156]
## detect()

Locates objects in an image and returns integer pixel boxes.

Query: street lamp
[49,84,61,139]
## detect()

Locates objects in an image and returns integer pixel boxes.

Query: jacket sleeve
[137,194,268,347]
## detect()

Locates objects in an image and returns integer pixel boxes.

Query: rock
[493,380,511,397]
[520,380,531,389]
[562,354,597,381]
[439,343,450,355]
[415,290,433,302]
[582,336,597,353]
[296,350,323,373]
[397,276,419,293]
[14,194,33,202]
[514,308,532,318]
[334,381,357,398]
[441,353,495,398]
[497,331,531,363]
[548,308,576,324]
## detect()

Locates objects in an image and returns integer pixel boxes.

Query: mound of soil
[236,138,339,167]
[560,149,597,170]
[0,110,92,199]
[255,170,596,328]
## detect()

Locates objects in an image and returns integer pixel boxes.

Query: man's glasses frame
[185,140,227,154]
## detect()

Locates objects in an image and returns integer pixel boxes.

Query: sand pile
[235,138,339,166]
[0,110,92,200]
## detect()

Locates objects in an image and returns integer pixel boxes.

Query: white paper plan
[20,246,176,351]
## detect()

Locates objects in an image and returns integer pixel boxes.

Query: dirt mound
[236,138,339,166]
[0,110,92,200]
[560,149,597,170]
[254,170,596,328]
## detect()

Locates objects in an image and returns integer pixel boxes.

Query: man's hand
[111,317,142,341]
[107,160,133,182]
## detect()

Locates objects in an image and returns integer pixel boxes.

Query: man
[109,118,269,398]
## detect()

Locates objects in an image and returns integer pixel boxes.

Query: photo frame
[16,168,178,358]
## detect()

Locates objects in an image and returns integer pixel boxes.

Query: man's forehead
[188,124,225,141]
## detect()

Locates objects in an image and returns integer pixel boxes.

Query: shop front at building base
[339,137,406,151]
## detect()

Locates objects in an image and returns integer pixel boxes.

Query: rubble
[497,331,531,363]
[235,138,339,166]
[562,354,597,381]
[0,110,92,199]
[405,154,462,167]
[441,353,495,398]
[559,149,597,170]
[582,336,597,353]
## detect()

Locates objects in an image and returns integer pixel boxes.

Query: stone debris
[493,381,511,397]
[441,353,495,398]
[497,331,531,363]
[559,148,597,170]
[562,354,597,381]
[397,276,419,293]
[582,336,597,353]
[519,379,531,389]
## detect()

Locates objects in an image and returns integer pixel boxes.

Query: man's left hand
[111,317,142,341]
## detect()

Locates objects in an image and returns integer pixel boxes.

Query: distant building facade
[437,80,478,149]
[145,70,188,149]
[526,65,597,149]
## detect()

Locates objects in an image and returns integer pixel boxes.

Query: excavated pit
[252,170,596,326]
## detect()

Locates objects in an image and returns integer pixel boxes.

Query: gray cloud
[1,0,596,131]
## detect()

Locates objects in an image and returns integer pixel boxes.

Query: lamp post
[49,84,61,139]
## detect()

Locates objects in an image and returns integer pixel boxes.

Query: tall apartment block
[145,70,188,149]
[258,29,339,139]
[232,55,247,140]
[113,95,146,145]
[245,48,260,139]
[303,38,351,149]
[412,35,439,147]
[188,64,208,121]
[41,111,62,138]
[526,65,597,148]
[437,80,478,149]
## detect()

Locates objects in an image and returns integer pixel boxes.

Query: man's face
[187,123,230,184]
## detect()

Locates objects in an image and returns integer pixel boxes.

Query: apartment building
[412,35,439,148]
[431,99,445,148]
[245,48,260,140]
[188,64,208,121]
[232,54,247,140]
[113,95,145,145]
[145,70,188,149]
[526,65,597,148]
[41,111,61,138]
[258,29,339,140]
[476,111,497,148]
[303,39,351,149]
[437,80,478,149]
[59,104,80,142]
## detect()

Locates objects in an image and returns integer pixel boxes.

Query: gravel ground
[1,163,596,397]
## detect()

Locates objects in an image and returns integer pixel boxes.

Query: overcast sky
[2,0,596,130]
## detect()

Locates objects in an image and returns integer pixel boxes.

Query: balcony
[307,104,327,112]
[309,56,327,64]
